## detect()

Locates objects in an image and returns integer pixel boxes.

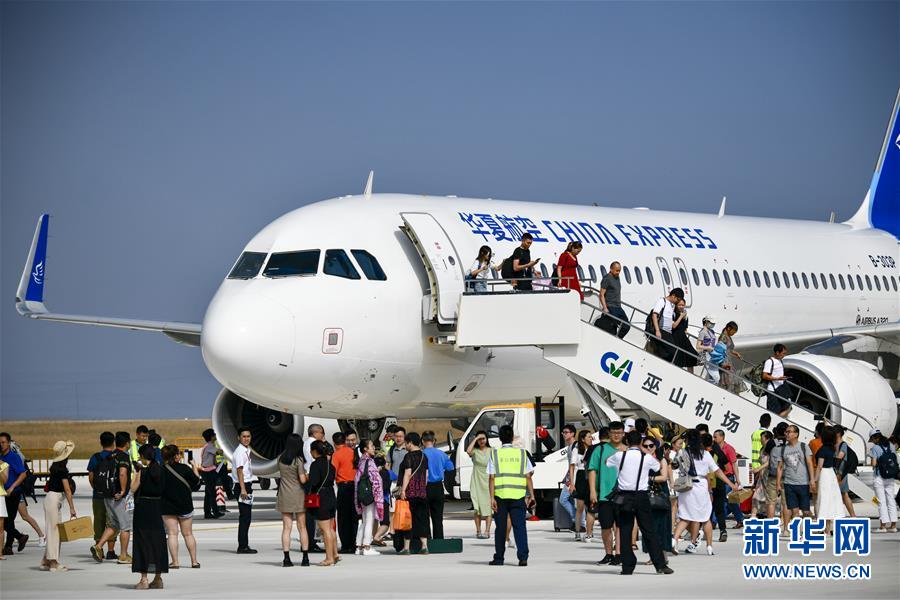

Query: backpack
[749,362,766,390]
[500,255,515,281]
[837,443,859,477]
[709,342,728,365]
[93,452,120,498]
[357,458,375,506]
[875,445,900,479]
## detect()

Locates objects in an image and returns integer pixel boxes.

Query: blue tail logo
[24,215,49,303]
[867,91,900,238]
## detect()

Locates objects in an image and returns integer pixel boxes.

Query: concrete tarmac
[1,488,898,599]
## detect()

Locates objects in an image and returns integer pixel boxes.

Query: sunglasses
[642,444,656,449]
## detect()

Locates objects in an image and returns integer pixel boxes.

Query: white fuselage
[200,194,899,418]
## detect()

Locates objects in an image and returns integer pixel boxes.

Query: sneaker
[488,559,503,566]
[888,527,898,533]
[2,547,12,556]
[356,547,363,556]
[670,539,679,555]
[733,522,744,529]
[719,530,727,543]
[282,557,293,567]
[362,548,380,556]
[876,527,888,534]
[518,560,527,566]
[706,545,715,556]
[583,535,595,543]
[17,535,28,552]
[609,555,622,566]
[574,532,582,541]
[117,553,132,564]
[105,551,117,560]
[507,541,515,549]
[235,548,258,555]
[597,554,613,565]
[89,545,103,563]
[685,543,698,554]
[39,536,47,548]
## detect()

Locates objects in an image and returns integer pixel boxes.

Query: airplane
[15,91,900,477]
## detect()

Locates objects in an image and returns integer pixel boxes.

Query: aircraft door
[672,257,693,307]
[400,213,465,325]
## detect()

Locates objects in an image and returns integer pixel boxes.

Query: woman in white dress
[814,426,846,533]
[671,430,737,556]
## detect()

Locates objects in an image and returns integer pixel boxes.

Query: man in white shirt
[605,431,673,575]
[763,344,792,417]
[231,427,258,554]
[650,288,684,362]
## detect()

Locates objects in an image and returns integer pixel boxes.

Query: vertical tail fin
[16,214,50,313]
[846,89,900,238]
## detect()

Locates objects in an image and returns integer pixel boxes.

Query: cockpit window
[324,249,361,280]
[351,250,387,281]
[263,250,320,277]
[228,252,267,279]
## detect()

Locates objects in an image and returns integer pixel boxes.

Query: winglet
[363,170,374,200]
[16,214,50,315]
[717,196,726,218]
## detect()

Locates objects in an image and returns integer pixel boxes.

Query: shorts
[574,471,589,501]
[104,496,133,532]
[783,484,811,511]
[0,498,7,518]
[92,498,117,540]
[595,501,617,529]
[764,475,779,505]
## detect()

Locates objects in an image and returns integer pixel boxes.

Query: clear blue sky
[2,1,897,420]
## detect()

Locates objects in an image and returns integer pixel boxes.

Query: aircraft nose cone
[201,286,295,397]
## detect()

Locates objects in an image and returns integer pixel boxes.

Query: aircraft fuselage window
[228,251,267,279]
[744,270,752,287]
[702,269,710,286]
[323,249,361,280]
[865,274,872,291]
[678,268,688,286]
[819,273,827,290]
[763,272,771,288]
[634,267,643,284]
[881,275,889,291]
[839,274,846,290]
[782,271,790,289]
[351,249,387,281]
[723,270,731,287]
[662,267,671,286]
[263,250,320,278]
[874,276,881,291]
[734,269,741,287]
[773,272,781,288]
[802,273,809,289]
[856,274,863,290]
[645,267,654,285]
[623,266,632,284]
[713,270,721,287]
[811,273,819,289]
[892,276,898,292]
[753,271,761,288]
[792,272,800,288]
[692,268,700,286]
[829,274,837,290]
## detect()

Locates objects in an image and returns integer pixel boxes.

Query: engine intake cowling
[212,388,306,478]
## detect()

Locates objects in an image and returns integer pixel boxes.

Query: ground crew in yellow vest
[128,425,166,466]
[487,425,535,567]
[751,413,772,470]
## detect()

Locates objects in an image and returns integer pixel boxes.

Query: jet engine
[212,388,306,478]
[783,353,897,435]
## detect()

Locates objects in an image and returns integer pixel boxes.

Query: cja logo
[601,351,632,382]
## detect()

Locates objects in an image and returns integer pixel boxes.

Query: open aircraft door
[400,213,465,325]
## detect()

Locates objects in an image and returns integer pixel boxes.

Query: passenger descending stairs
[454,289,878,503]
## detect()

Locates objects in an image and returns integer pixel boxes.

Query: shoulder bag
[608,450,646,510]
[357,457,375,506]
[304,461,331,509]
[673,451,696,493]
[164,463,198,493]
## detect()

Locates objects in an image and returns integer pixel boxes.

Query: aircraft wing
[15,214,202,347]
[733,321,900,354]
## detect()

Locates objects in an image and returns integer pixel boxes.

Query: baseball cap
[869,428,881,439]
[624,418,636,432]
[703,315,716,324]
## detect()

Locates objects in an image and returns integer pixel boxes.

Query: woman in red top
[556,241,583,300]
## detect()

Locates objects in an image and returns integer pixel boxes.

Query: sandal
[191,563,201,569]
[168,563,180,569]
[317,560,335,567]
[372,539,386,547]
[50,564,69,572]
[135,581,149,590]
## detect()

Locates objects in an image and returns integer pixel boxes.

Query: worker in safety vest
[128,425,166,466]
[487,424,535,567]
[750,413,772,470]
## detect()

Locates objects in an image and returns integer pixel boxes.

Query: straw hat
[50,440,75,463]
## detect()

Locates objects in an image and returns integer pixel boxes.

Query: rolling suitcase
[553,492,575,532]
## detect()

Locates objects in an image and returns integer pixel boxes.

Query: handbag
[405,454,427,500]
[392,498,412,531]
[304,460,331,509]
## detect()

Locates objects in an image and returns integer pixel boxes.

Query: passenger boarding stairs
[454,287,878,504]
